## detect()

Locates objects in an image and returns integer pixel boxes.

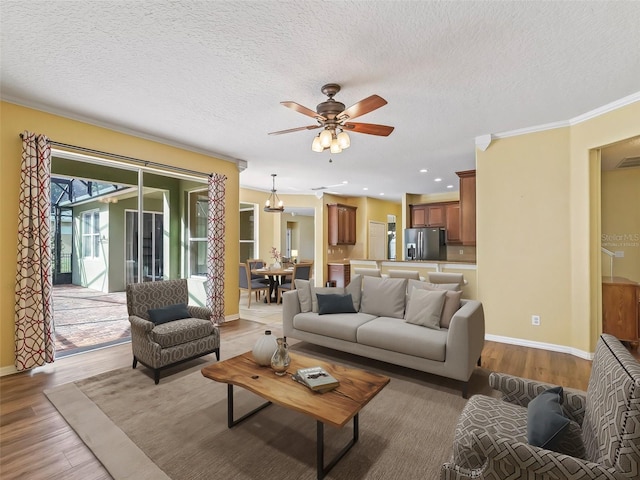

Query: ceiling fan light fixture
[264,173,285,213]
[319,129,332,148]
[311,135,324,152]
[330,137,342,154]
[337,130,350,149]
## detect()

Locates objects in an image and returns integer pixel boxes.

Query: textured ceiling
[2,1,639,201]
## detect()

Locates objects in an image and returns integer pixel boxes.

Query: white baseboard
[486,334,594,360]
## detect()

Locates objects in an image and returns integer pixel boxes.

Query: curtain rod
[19,133,212,178]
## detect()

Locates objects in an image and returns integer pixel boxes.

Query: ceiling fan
[268,83,394,153]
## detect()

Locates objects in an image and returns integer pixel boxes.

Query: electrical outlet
[459,249,464,255]
[531,315,541,326]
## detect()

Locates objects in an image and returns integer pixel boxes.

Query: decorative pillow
[404,289,447,329]
[527,386,584,456]
[316,293,357,315]
[311,286,345,313]
[148,303,190,325]
[409,282,462,328]
[360,276,407,319]
[294,279,313,312]
[345,274,362,311]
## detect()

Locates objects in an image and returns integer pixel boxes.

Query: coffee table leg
[227,384,272,428]
[316,413,359,480]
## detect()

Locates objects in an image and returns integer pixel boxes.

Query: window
[240,202,257,262]
[81,210,100,258]
[188,190,208,276]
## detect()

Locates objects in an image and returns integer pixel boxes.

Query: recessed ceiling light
[434,178,442,182]
[446,185,453,189]
[363,187,368,191]
[342,180,348,184]
[379,192,385,196]
[419,169,428,173]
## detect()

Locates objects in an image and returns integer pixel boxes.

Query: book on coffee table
[292,366,340,393]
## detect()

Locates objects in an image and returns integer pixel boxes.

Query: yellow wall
[0,102,240,371]
[601,168,640,282]
[477,100,640,353]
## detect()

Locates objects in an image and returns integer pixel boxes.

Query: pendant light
[264,174,284,213]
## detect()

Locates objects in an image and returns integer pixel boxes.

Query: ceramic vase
[270,337,290,376]
[271,261,281,270]
[252,330,278,366]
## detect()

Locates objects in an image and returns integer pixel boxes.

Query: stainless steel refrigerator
[404,227,446,260]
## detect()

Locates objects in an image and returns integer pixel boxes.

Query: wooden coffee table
[201,351,390,479]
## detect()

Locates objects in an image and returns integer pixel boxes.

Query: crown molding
[477,90,640,143]
[1,96,246,168]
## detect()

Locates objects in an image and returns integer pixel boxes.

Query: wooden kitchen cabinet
[410,205,428,227]
[456,170,476,246]
[445,203,461,243]
[328,263,351,288]
[602,277,640,347]
[327,203,357,246]
[426,205,445,226]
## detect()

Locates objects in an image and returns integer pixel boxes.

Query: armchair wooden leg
[154,369,160,385]
[133,356,138,369]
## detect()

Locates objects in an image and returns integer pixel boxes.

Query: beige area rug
[45,333,494,480]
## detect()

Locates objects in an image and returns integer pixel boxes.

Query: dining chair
[239,263,271,308]
[353,267,382,277]
[277,263,313,303]
[246,258,270,286]
[388,269,421,280]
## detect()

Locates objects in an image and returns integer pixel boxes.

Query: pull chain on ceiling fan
[268,83,394,153]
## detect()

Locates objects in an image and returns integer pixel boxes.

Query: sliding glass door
[125,211,165,284]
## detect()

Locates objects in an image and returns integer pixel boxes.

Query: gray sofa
[282,275,485,397]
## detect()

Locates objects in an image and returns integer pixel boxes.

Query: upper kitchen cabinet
[445,203,461,243]
[426,204,446,226]
[410,204,428,227]
[410,202,457,229]
[456,170,476,246]
[327,203,357,245]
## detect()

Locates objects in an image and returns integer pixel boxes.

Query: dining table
[250,266,294,303]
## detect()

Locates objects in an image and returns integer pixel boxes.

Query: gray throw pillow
[316,293,357,315]
[360,276,407,319]
[311,286,345,312]
[345,274,362,311]
[294,279,313,312]
[408,278,460,292]
[527,387,584,456]
[404,289,447,329]
[148,303,190,325]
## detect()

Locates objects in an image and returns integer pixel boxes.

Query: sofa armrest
[445,300,485,381]
[187,305,212,321]
[129,315,155,333]
[282,290,301,337]
[441,431,615,480]
[489,372,587,425]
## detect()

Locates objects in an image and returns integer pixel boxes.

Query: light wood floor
[1,309,638,480]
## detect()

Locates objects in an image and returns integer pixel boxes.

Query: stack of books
[292,366,340,393]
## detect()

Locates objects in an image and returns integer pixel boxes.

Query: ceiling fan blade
[337,95,387,121]
[343,122,394,136]
[268,125,321,136]
[281,101,326,121]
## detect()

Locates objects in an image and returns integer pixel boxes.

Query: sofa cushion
[345,274,362,311]
[360,276,407,319]
[453,394,529,469]
[408,279,460,292]
[317,293,357,315]
[148,303,190,325]
[150,317,216,348]
[404,288,447,329]
[527,386,584,456]
[356,316,448,361]
[408,282,462,328]
[294,279,313,312]
[293,312,376,342]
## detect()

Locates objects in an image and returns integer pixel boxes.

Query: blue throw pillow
[316,293,357,315]
[148,303,190,325]
[527,386,570,452]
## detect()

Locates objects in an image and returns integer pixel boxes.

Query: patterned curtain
[15,131,55,370]
[206,173,227,324]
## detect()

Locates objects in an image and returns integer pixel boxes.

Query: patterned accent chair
[126,279,220,384]
[442,334,640,479]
